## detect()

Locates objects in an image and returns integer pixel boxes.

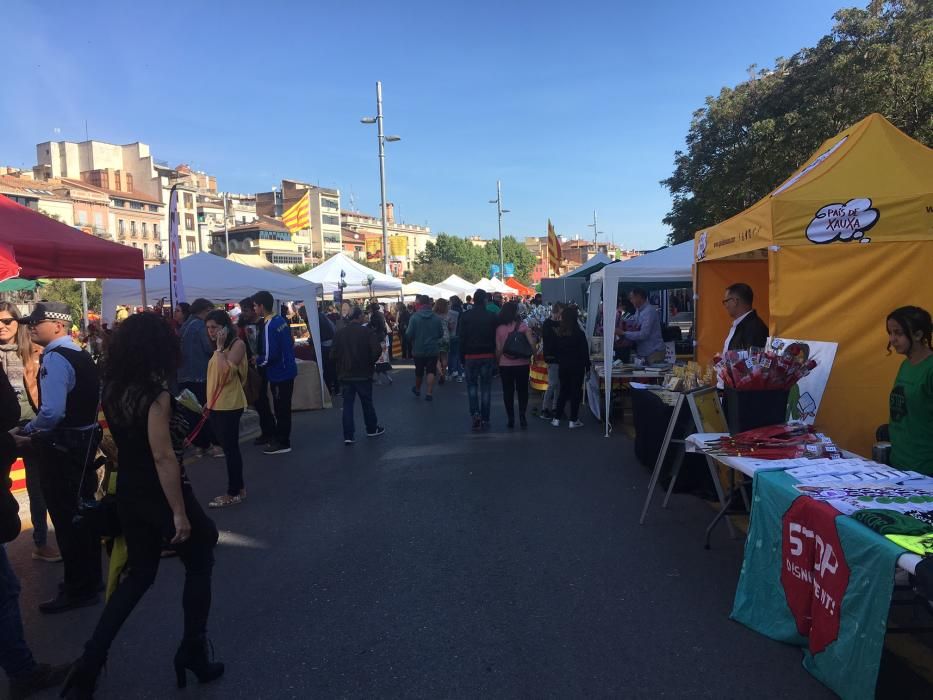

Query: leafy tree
[287,263,312,275]
[662,0,933,243]
[41,279,102,322]
[404,260,466,285]
[413,233,537,283]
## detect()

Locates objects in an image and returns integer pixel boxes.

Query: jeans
[0,545,36,679]
[178,381,216,448]
[84,488,218,662]
[447,337,462,376]
[499,364,530,421]
[543,363,560,412]
[270,378,294,447]
[555,367,586,422]
[23,455,47,547]
[465,358,495,423]
[209,409,244,496]
[342,380,378,440]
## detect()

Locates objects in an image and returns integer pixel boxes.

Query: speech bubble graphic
[806,198,879,244]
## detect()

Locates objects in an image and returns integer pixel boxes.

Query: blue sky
[1,0,849,248]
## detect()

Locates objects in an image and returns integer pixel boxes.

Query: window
[322,214,339,226]
[143,243,150,258]
[148,204,159,213]
[184,213,194,230]
[153,223,159,239]
[77,211,88,225]
[130,221,137,236]
[113,199,125,208]
[93,212,103,228]
[186,237,196,253]
[321,197,338,210]
[184,193,193,209]
[129,201,143,210]
[142,222,148,238]
[270,253,303,265]
[324,234,341,244]
[118,219,125,236]
[259,230,291,241]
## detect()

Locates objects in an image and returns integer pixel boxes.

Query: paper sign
[768,337,838,424]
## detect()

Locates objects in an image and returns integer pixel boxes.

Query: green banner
[732,471,904,700]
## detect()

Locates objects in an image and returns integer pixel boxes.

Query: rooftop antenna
[84,120,89,142]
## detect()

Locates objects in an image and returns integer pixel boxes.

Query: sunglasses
[0,318,17,326]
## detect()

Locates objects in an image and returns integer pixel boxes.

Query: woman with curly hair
[61,312,223,698]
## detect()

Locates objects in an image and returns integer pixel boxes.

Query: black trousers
[321,346,338,395]
[254,373,276,440]
[499,364,530,420]
[555,367,586,422]
[178,381,216,448]
[208,409,244,496]
[85,487,218,662]
[270,378,294,447]
[35,441,102,597]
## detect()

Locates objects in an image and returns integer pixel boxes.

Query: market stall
[102,252,327,406]
[401,281,449,300]
[434,273,476,299]
[506,277,535,297]
[694,113,933,456]
[299,252,402,298]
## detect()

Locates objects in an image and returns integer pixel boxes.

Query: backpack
[503,321,533,360]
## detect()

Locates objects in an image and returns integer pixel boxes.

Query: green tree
[287,263,313,275]
[662,0,933,243]
[41,279,102,322]
[404,260,467,285]
[413,233,536,284]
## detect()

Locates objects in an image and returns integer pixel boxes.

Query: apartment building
[257,179,340,262]
[341,203,432,276]
[210,216,304,268]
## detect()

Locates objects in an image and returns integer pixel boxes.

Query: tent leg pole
[140,279,147,310]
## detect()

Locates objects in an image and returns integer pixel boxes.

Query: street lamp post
[489,180,510,280]
[588,209,603,246]
[361,81,401,276]
[222,191,230,257]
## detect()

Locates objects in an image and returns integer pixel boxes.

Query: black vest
[40,346,100,428]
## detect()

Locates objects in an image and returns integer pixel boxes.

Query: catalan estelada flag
[282,191,310,233]
[547,219,562,274]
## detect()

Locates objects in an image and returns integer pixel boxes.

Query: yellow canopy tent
[693,113,933,456]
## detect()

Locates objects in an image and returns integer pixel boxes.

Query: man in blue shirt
[253,291,297,455]
[619,288,666,363]
[12,302,102,614]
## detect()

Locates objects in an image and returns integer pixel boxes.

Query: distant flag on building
[281,191,310,233]
[547,219,562,274]
[167,186,186,306]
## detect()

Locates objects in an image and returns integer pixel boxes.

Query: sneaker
[367,426,386,438]
[471,416,482,432]
[38,591,100,614]
[539,409,552,420]
[569,420,584,429]
[425,394,433,402]
[208,445,225,458]
[9,662,71,700]
[344,438,355,445]
[263,441,292,455]
[411,386,420,398]
[457,375,464,383]
[438,375,446,385]
[481,420,491,431]
[551,418,560,427]
[253,435,273,447]
[31,545,62,563]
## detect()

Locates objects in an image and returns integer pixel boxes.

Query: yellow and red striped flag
[282,191,310,233]
[547,219,562,274]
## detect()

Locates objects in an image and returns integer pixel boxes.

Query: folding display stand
[638,387,736,541]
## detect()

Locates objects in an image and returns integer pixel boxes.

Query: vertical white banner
[168,186,186,305]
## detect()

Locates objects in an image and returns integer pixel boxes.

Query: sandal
[208,493,246,508]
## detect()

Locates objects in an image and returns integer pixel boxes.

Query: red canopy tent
[0,195,144,279]
[505,277,535,296]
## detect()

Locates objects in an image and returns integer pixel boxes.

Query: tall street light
[361,81,401,276]
[588,209,603,246]
[489,180,510,280]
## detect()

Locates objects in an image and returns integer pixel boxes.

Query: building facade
[257,179,340,263]
[341,203,432,276]
[210,216,304,268]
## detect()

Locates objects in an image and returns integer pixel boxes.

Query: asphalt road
[5,365,893,698]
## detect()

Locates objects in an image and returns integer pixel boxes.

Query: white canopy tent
[402,281,449,300]
[102,252,326,404]
[299,253,402,297]
[587,241,695,436]
[434,274,476,298]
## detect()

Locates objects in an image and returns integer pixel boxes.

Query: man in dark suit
[722,283,769,352]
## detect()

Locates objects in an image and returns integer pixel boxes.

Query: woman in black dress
[62,313,223,698]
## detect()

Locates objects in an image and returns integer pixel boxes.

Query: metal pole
[376,81,390,276]
[593,210,598,245]
[223,192,229,256]
[497,180,504,280]
[80,281,89,333]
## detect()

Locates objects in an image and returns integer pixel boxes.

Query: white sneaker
[550,418,560,427]
[569,420,584,429]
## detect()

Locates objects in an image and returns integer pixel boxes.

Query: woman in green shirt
[887,306,933,475]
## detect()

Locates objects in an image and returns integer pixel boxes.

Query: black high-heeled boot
[59,654,104,700]
[173,635,225,688]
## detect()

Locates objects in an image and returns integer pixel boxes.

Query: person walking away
[540,302,564,420]
[178,298,220,457]
[495,301,536,429]
[447,297,463,382]
[253,291,298,455]
[405,295,444,401]
[11,303,102,614]
[617,288,666,364]
[551,306,590,428]
[204,310,248,507]
[332,307,386,445]
[434,299,451,385]
[457,289,498,431]
[0,367,71,698]
[316,304,338,394]
[368,303,392,385]
[60,313,223,698]
[0,302,60,563]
